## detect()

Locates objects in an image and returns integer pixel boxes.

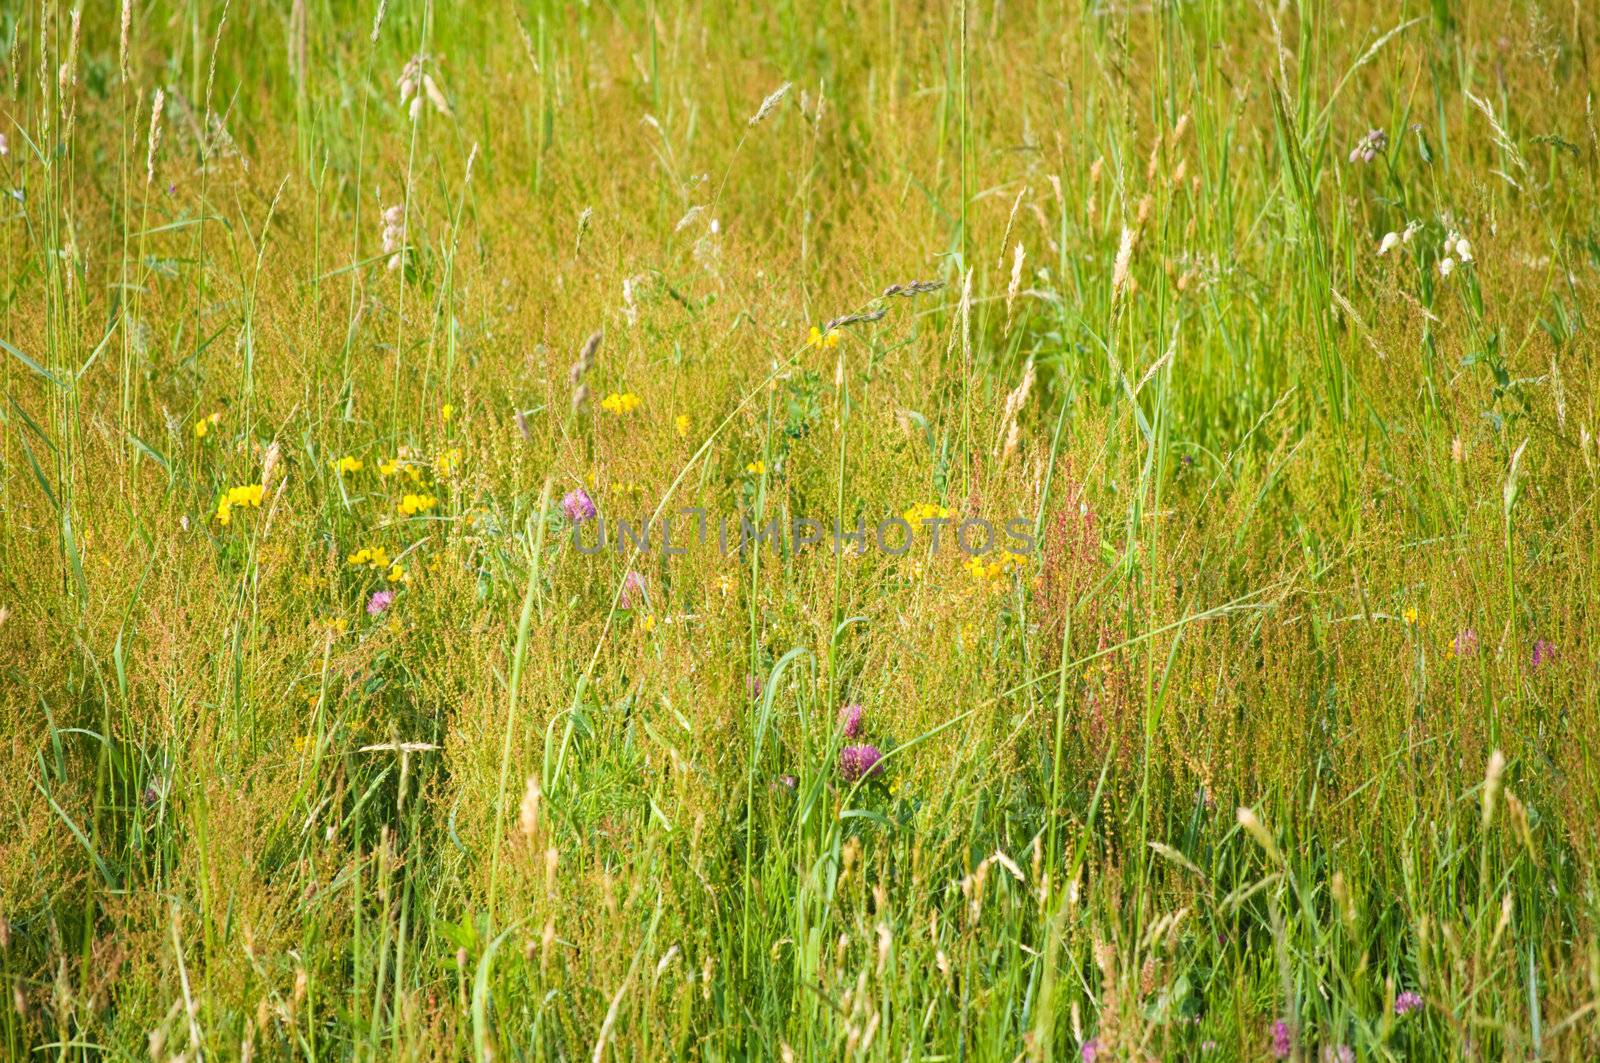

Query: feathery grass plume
[997,184,1026,269]
[748,82,791,125]
[575,206,593,257]
[120,0,132,81]
[1481,750,1506,828]
[518,775,543,842]
[1005,240,1025,331]
[569,330,602,410]
[882,280,945,298]
[1110,225,1135,303]
[1236,806,1284,865]
[145,88,165,184]
[996,358,1034,462]
[824,307,887,331]
[370,0,388,41]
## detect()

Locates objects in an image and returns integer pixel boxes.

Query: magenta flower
[366,590,395,615]
[1270,1020,1293,1060]
[1452,629,1478,658]
[839,744,883,783]
[1531,639,1557,670]
[1395,990,1423,1016]
[620,570,646,608]
[1080,1040,1101,1062]
[560,487,596,523]
[838,703,864,738]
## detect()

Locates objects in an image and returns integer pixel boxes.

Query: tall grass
[2,0,1599,1059]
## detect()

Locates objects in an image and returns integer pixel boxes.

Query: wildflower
[747,674,764,701]
[1402,605,1419,627]
[1269,1020,1293,1060]
[1394,990,1424,1016]
[398,493,438,516]
[378,457,401,477]
[1081,1041,1101,1063]
[775,774,798,790]
[839,744,884,783]
[1438,256,1455,277]
[441,402,455,423]
[380,204,406,270]
[347,546,392,570]
[902,502,954,526]
[367,590,395,615]
[1444,230,1473,263]
[560,487,597,523]
[332,455,364,474]
[745,460,766,475]
[620,571,646,608]
[1323,1046,1354,1063]
[193,412,221,439]
[838,704,864,738]
[322,616,349,637]
[1531,638,1556,670]
[1348,127,1388,163]
[641,613,657,633]
[436,447,463,477]
[1449,629,1478,659]
[1377,231,1400,255]
[600,391,642,415]
[214,483,264,525]
[675,414,690,438]
[807,325,841,349]
[388,563,410,584]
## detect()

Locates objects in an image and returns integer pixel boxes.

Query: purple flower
[747,673,764,701]
[1349,128,1388,164]
[838,703,864,738]
[1395,990,1423,1016]
[1270,1020,1293,1060]
[1323,1046,1354,1063]
[620,570,646,608]
[367,590,395,615]
[1452,628,1479,658]
[560,487,596,523]
[839,744,883,783]
[1080,1040,1101,1062]
[776,774,797,790]
[1532,639,1557,670]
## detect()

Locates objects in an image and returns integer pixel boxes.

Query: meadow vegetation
[2,0,1600,1058]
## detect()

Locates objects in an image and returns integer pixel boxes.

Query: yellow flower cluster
[333,455,364,474]
[193,412,222,439]
[600,391,643,415]
[902,502,954,526]
[964,551,1027,584]
[398,493,438,516]
[675,414,690,438]
[807,326,841,349]
[347,545,393,569]
[746,460,766,475]
[436,447,463,478]
[214,483,264,525]
[379,452,427,483]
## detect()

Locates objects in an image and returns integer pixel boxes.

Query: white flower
[1454,237,1472,262]
[1402,221,1421,243]
[1377,232,1400,256]
[1439,257,1455,277]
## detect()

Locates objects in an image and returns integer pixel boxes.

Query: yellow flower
[378,457,400,477]
[641,613,658,633]
[807,325,841,349]
[441,403,455,423]
[746,460,766,475]
[675,414,690,438]
[294,734,313,753]
[436,447,463,478]
[1403,605,1420,627]
[214,483,264,524]
[388,563,411,584]
[193,412,221,439]
[347,546,392,569]
[902,502,954,525]
[600,391,642,415]
[398,493,438,516]
[333,455,364,474]
[321,616,349,637]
